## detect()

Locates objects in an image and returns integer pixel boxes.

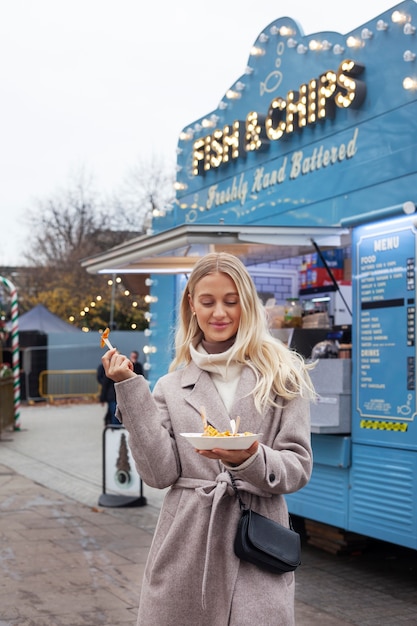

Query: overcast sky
[1,0,398,265]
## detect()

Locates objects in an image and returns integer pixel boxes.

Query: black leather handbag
[229,472,301,574]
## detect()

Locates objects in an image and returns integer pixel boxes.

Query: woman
[102,252,315,625]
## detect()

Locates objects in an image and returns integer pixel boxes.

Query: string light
[68,276,149,329]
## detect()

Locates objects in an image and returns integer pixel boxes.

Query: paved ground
[1,402,417,625]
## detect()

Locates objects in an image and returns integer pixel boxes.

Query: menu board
[353,216,417,440]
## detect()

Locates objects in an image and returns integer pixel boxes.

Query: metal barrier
[38,369,100,403]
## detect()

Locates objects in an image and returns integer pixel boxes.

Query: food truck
[83,1,417,550]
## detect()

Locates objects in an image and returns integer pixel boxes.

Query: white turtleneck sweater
[190,342,259,469]
[190,342,243,413]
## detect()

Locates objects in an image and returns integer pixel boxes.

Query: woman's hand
[196,441,258,465]
[102,348,136,382]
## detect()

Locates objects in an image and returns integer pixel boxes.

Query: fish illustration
[260,70,283,95]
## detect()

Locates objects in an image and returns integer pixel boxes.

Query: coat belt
[172,473,271,609]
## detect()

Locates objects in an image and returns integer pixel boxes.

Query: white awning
[81,224,351,275]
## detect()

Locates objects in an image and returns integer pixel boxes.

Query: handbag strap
[228,470,296,530]
[228,471,247,511]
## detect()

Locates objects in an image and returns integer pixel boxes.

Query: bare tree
[24,169,121,267]
[19,169,146,328]
[15,159,175,329]
[111,155,176,231]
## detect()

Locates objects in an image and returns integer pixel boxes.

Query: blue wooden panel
[286,464,350,528]
[145,274,177,387]
[287,434,351,526]
[349,444,417,549]
[310,434,351,468]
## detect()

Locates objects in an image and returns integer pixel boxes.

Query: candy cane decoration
[0,276,20,429]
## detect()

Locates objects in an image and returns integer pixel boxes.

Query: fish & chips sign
[192,59,365,177]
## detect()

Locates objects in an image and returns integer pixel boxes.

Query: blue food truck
[83,1,417,550]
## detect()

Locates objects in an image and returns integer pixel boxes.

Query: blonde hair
[170,252,316,413]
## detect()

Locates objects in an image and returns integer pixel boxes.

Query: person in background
[97,362,118,426]
[129,350,144,376]
[102,252,316,625]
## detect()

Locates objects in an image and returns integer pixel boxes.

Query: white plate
[180,432,260,450]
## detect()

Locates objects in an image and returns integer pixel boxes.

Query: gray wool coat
[115,361,312,626]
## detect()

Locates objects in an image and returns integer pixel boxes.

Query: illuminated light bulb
[96,295,102,301]
[143,345,157,355]
[69,316,75,322]
[179,128,194,141]
[297,44,308,54]
[333,44,345,54]
[279,26,294,37]
[392,10,409,24]
[404,50,416,61]
[287,38,297,48]
[116,277,122,283]
[201,118,214,128]
[361,28,373,39]
[403,76,417,90]
[309,39,321,51]
[131,323,137,329]
[250,46,265,56]
[132,301,138,307]
[145,278,156,287]
[346,36,362,48]
[107,279,113,286]
[174,181,188,190]
[124,290,130,296]
[404,22,416,35]
[226,89,241,99]
[376,20,388,31]
[90,302,95,307]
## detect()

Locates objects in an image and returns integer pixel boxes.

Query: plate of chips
[180,432,260,450]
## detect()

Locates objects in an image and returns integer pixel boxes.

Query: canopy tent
[81,224,350,275]
[18,304,81,333]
